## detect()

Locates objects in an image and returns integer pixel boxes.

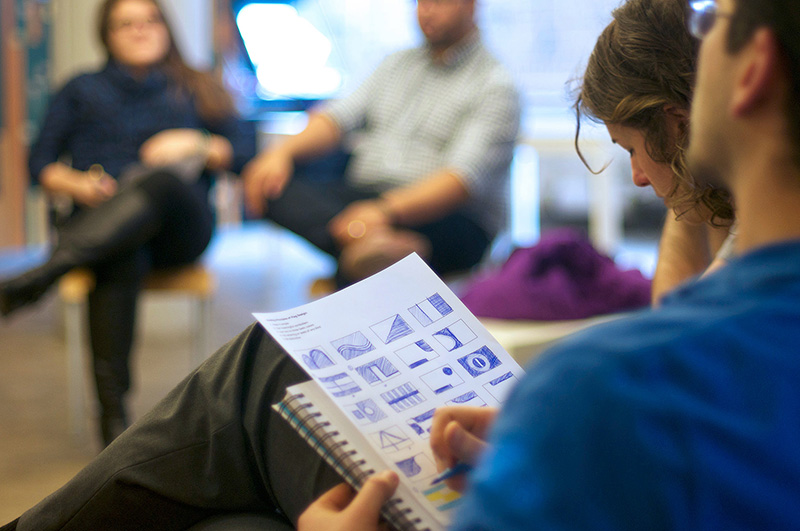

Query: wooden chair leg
[64,299,87,442]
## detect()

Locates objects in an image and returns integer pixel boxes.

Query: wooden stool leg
[64,299,87,441]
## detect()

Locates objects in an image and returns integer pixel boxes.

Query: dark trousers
[266,178,492,276]
[11,323,339,530]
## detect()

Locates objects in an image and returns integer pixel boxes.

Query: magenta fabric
[459,229,652,320]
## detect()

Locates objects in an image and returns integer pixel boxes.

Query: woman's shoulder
[57,66,111,91]
[53,65,124,104]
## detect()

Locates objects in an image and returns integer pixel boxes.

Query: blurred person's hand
[241,149,295,217]
[328,200,393,249]
[139,128,209,167]
[72,165,117,208]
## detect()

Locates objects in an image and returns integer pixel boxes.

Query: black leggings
[80,172,213,423]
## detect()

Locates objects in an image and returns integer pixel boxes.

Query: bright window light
[236,3,342,99]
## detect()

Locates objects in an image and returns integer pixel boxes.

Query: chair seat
[58,264,216,302]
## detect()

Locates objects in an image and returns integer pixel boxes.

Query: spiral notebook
[258,254,526,531]
[274,380,439,531]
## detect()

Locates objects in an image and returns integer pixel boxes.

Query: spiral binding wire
[277,392,431,531]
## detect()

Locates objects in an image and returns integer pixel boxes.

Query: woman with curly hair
[574,0,735,303]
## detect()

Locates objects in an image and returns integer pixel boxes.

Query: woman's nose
[630,160,650,188]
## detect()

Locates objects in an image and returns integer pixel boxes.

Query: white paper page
[256,254,526,526]
[283,380,441,530]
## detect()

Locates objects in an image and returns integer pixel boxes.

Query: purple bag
[459,229,651,320]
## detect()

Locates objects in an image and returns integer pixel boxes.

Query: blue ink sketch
[319,373,361,397]
[433,328,464,352]
[416,340,434,351]
[356,356,399,385]
[395,340,438,369]
[407,408,436,436]
[433,320,476,352]
[433,327,463,351]
[453,391,477,403]
[396,456,423,478]
[408,293,453,326]
[429,293,453,317]
[483,371,518,402]
[421,364,463,395]
[371,314,414,344]
[447,390,487,407]
[301,348,334,370]
[372,426,412,453]
[381,382,426,412]
[489,371,513,386]
[331,331,375,360]
[458,346,502,377]
[351,399,387,424]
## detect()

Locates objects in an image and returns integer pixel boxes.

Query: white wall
[50,0,212,88]
[158,0,213,70]
[51,0,104,87]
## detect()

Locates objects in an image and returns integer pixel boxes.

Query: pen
[430,462,473,485]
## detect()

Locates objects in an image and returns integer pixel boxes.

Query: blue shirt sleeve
[449,331,675,531]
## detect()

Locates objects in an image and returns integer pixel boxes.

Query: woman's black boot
[0,187,160,317]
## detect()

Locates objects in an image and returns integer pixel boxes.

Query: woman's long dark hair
[98,0,236,123]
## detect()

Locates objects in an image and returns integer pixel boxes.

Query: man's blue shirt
[453,241,800,530]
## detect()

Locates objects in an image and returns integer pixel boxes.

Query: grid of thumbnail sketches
[296,291,521,514]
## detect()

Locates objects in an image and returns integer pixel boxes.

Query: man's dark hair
[728,0,800,165]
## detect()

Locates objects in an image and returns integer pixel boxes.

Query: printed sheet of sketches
[256,254,525,528]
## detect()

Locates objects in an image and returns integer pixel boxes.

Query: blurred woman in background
[0,0,256,445]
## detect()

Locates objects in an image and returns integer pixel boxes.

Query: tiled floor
[0,222,335,523]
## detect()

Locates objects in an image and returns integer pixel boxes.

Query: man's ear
[730,27,782,117]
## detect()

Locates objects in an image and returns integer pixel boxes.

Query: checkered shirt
[323,33,521,236]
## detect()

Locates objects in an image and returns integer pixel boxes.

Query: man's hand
[430,406,497,492]
[241,149,295,217]
[328,200,393,249]
[297,471,399,531]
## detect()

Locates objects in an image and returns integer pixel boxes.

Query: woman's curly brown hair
[573,0,733,226]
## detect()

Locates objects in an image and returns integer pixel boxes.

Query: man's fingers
[315,483,357,512]
[243,175,265,217]
[446,420,488,465]
[431,407,495,471]
[346,471,399,521]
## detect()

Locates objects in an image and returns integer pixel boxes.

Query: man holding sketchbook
[4,0,800,529]
[302,0,800,528]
